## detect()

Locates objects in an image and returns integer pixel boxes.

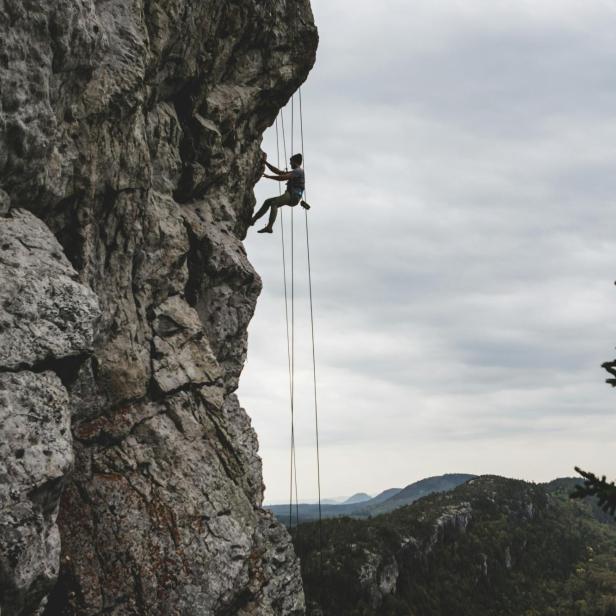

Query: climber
[251,153,309,234]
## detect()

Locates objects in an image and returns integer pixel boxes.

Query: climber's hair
[290,153,303,166]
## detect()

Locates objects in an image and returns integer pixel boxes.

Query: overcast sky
[240,0,616,504]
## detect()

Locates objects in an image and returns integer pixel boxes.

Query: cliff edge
[0,2,317,614]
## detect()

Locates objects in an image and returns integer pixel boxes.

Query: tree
[571,468,616,517]
[572,359,616,517]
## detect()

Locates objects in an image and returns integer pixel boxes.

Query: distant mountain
[294,475,616,616]
[342,492,372,505]
[266,474,475,525]
[320,498,340,505]
[369,487,402,504]
[367,473,477,515]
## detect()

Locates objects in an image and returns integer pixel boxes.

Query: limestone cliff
[0,2,318,614]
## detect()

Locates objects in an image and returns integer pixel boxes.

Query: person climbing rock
[251,153,309,234]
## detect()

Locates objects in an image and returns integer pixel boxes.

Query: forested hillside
[295,476,616,616]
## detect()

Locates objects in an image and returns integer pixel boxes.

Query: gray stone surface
[1,0,317,614]
[0,207,100,616]
[0,209,100,371]
[151,295,222,395]
[0,371,72,616]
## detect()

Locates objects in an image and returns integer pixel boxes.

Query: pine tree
[572,359,616,517]
[571,468,616,516]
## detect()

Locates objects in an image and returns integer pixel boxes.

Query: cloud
[241,0,616,502]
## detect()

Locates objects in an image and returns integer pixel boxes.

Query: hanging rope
[268,0,321,589]
[290,150,300,528]
[298,85,324,576]
[291,94,295,157]
[289,93,298,530]
[276,116,293,527]
[280,109,288,169]
[275,88,323,568]
[278,110,300,529]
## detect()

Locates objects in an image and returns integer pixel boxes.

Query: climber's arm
[264,173,292,181]
[265,161,285,175]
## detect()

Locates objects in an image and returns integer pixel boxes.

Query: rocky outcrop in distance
[0,1,318,614]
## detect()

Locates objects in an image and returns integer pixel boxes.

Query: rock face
[0,1,318,614]
[0,210,100,615]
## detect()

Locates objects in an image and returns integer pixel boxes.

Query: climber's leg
[256,192,293,233]
[252,196,278,225]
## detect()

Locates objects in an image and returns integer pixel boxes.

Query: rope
[275,88,323,565]
[280,109,288,169]
[288,0,300,535]
[275,117,282,200]
[292,186,299,526]
[278,109,300,529]
[276,117,293,527]
[298,85,324,577]
[277,0,323,587]
[289,103,300,528]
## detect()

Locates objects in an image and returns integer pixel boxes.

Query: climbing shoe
[300,200,311,210]
[257,227,273,234]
